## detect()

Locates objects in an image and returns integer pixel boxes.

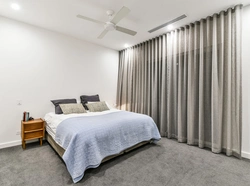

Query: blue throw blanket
[55,111,161,183]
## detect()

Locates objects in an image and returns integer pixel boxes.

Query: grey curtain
[117,5,242,157]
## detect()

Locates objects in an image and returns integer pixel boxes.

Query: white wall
[0,16,118,148]
[242,5,250,159]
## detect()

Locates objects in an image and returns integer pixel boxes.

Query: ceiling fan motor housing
[104,22,116,31]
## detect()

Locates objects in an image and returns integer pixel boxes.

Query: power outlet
[16,131,21,135]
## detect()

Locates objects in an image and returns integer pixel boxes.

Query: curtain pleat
[116,5,242,158]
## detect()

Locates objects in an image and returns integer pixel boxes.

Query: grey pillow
[86,101,110,112]
[80,94,100,109]
[51,99,77,114]
[59,104,87,114]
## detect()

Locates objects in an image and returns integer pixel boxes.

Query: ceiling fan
[77,6,137,39]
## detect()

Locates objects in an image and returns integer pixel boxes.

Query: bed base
[46,132,151,163]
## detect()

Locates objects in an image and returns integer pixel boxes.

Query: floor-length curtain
[116,5,242,158]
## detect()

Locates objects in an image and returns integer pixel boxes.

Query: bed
[44,108,161,183]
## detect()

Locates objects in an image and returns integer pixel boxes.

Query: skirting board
[242,151,250,159]
[0,139,38,149]
[0,140,21,149]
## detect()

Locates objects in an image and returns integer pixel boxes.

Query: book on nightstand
[23,112,26,121]
[23,112,29,121]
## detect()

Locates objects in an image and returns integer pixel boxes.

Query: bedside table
[21,118,45,149]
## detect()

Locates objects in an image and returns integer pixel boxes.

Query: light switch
[17,100,22,105]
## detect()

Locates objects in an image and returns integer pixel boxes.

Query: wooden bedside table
[21,118,45,149]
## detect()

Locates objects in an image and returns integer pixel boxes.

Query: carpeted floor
[0,138,250,186]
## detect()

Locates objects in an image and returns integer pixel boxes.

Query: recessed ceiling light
[124,44,129,48]
[11,3,20,10]
[167,24,173,30]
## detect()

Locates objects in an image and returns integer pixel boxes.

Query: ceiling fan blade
[97,30,109,39]
[111,6,130,24]
[77,14,105,24]
[148,14,187,33]
[116,26,137,36]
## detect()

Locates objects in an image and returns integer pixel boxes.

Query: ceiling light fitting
[167,24,173,30]
[11,3,20,10]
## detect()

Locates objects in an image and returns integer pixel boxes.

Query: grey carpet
[0,138,250,186]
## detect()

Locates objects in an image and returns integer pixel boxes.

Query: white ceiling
[0,0,249,51]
